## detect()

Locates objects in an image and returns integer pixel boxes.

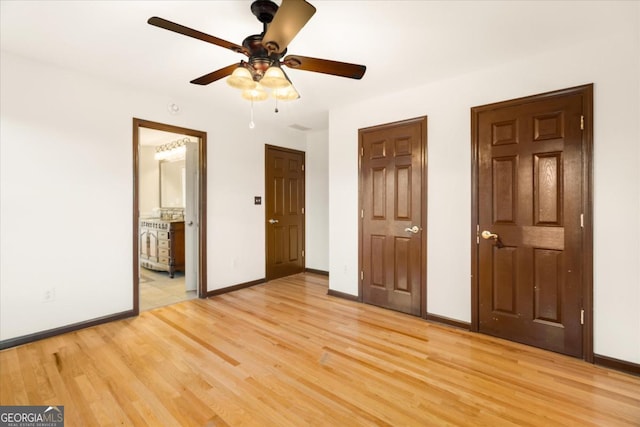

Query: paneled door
[360,117,427,316]
[472,85,593,358]
[265,145,305,281]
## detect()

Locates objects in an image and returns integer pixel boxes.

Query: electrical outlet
[43,288,56,303]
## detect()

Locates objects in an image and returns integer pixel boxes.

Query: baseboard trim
[327,289,360,302]
[305,268,329,276]
[426,313,471,330]
[594,354,640,376]
[0,309,136,350]
[206,278,266,297]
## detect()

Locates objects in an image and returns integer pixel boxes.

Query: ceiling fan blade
[191,63,239,85]
[262,0,316,53]
[282,55,366,79]
[148,17,247,55]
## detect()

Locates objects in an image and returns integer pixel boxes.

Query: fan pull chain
[274,96,279,114]
[249,99,256,129]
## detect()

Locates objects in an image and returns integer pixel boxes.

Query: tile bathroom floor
[139,268,197,311]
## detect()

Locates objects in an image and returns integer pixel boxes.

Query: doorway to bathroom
[132,118,207,312]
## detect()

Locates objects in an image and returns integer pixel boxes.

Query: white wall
[329,7,640,363]
[139,145,159,217]
[305,130,329,272]
[0,52,309,341]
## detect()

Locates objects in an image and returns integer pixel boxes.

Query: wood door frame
[358,117,428,317]
[470,84,594,361]
[132,118,208,313]
[264,144,306,281]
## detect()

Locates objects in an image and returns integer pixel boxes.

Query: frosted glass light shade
[242,83,268,101]
[272,84,300,101]
[227,67,256,90]
[260,65,290,89]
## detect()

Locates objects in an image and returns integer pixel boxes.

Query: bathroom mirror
[160,159,185,208]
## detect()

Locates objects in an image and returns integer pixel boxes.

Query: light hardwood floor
[1,273,639,426]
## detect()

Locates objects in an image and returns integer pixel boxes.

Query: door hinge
[361,146,364,156]
[302,207,305,214]
[361,209,364,219]
[580,213,584,228]
[580,309,584,325]
[476,224,480,244]
[302,164,304,171]
[580,115,584,130]
[302,250,305,257]
[360,271,363,280]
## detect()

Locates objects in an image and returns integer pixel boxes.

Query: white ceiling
[0,1,617,133]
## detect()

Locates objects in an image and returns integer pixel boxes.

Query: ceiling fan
[147,0,366,98]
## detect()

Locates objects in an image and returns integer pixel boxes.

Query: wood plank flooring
[1,273,639,426]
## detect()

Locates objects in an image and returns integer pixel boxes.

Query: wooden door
[360,117,427,316]
[265,145,305,281]
[184,141,199,291]
[472,85,593,358]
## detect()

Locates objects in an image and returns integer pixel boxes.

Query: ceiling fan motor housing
[242,34,286,80]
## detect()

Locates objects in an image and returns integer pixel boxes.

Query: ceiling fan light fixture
[242,83,269,101]
[148,0,367,129]
[227,66,257,90]
[260,65,291,89]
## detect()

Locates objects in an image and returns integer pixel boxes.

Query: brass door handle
[481,230,498,240]
[404,226,420,234]
[268,219,279,224]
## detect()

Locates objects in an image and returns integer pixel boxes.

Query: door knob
[481,230,504,248]
[187,221,194,226]
[481,230,498,240]
[268,219,279,224]
[404,225,420,234]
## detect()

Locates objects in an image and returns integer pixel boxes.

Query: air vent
[289,124,312,131]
